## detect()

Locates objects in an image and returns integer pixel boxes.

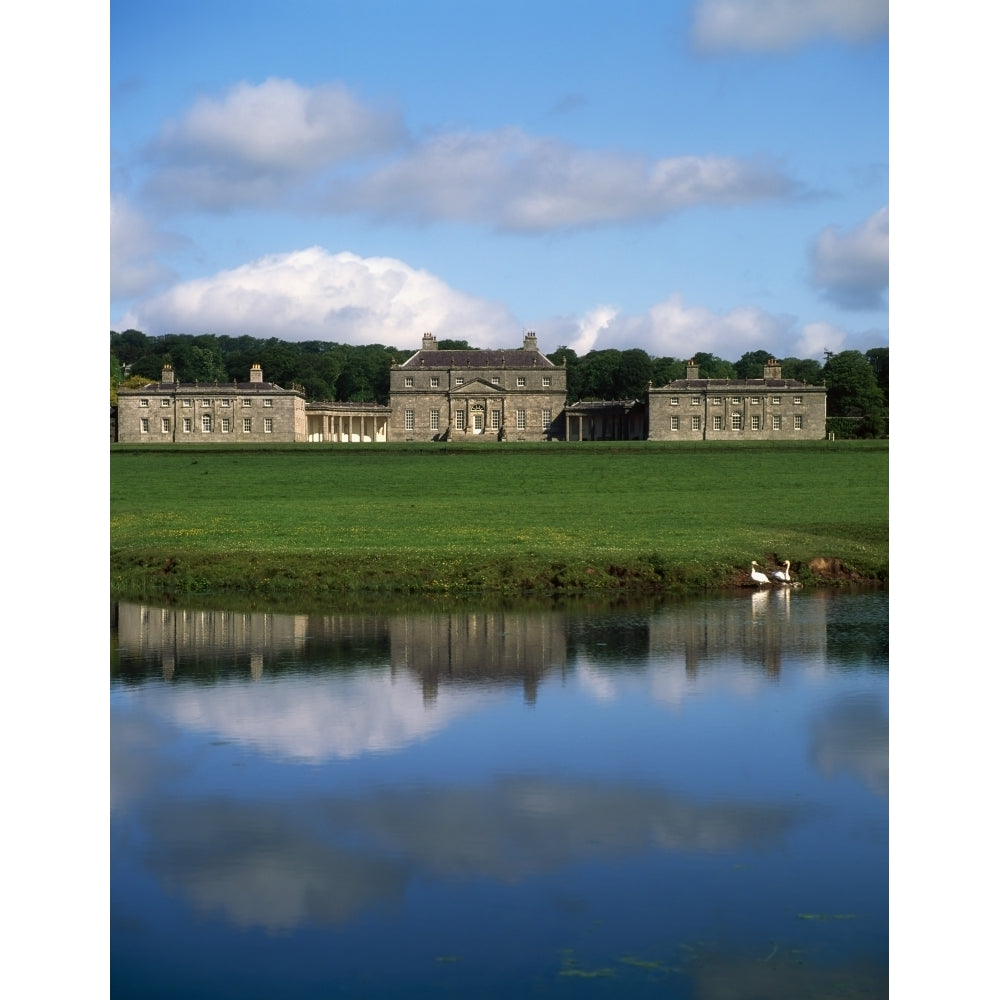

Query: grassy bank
[110,440,888,602]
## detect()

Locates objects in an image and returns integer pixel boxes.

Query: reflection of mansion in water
[114,591,831,694]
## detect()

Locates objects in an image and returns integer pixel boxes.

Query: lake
[111,588,888,998]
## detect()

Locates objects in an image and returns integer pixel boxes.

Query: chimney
[686,359,699,381]
[422,332,438,351]
[523,331,538,351]
[161,364,175,384]
[763,358,782,380]
[250,364,264,383]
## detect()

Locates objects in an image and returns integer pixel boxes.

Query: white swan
[750,561,770,587]
[771,560,791,583]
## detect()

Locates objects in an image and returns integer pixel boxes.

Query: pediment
[451,378,505,394]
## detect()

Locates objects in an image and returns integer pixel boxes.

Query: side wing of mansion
[116,335,826,444]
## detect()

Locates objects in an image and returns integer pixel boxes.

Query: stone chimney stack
[686,360,699,381]
[161,364,175,384]
[422,332,438,351]
[763,358,782,380]
[250,364,264,383]
[523,331,538,351]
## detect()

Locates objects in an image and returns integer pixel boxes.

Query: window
[183,418,192,433]
[794,395,803,404]
[751,415,761,430]
[691,397,700,405]
[139,399,149,407]
[264,418,273,433]
[670,416,679,431]
[201,414,212,432]
[160,399,169,407]
[542,376,551,387]
[455,377,464,386]
[794,415,803,430]
[140,417,149,433]
[404,409,414,430]
[732,397,740,404]
[430,409,440,431]
[263,399,273,407]
[751,396,760,404]
[243,398,252,406]
[731,412,743,430]
[202,399,211,407]
[404,376,414,387]
[772,397,781,405]
[670,397,678,406]
[542,408,551,428]
[474,412,484,430]
[713,415,723,430]
[182,399,192,407]
[516,409,526,430]
[243,417,252,433]
[692,415,701,431]
[712,396,722,405]
[220,399,230,407]
[491,376,500,385]
[221,418,231,433]
[516,376,526,387]
[772,415,782,430]
[491,410,501,430]
[161,418,170,433]
[455,411,466,430]
[430,376,440,388]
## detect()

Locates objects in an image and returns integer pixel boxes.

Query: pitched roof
[399,348,557,369]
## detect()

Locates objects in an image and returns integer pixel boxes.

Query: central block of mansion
[115,334,826,443]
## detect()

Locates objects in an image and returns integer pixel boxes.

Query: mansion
[115,334,826,444]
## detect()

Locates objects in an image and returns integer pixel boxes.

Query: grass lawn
[111,440,887,603]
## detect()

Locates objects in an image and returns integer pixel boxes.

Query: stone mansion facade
[115,336,826,444]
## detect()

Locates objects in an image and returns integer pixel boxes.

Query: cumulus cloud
[334,128,796,231]
[119,246,521,346]
[692,0,888,52]
[809,206,889,310]
[143,78,406,211]
[587,292,797,359]
[110,194,181,299]
[131,79,798,225]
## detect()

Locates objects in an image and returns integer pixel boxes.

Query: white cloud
[133,80,797,225]
[591,292,796,359]
[336,128,796,231]
[692,0,888,52]
[110,194,180,299]
[809,206,889,310]
[143,78,406,211]
[118,246,521,347]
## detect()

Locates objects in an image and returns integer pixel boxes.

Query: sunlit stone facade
[646,359,827,442]
[387,332,568,442]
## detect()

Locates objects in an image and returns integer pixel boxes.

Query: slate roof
[662,377,815,389]
[399,349,558,369]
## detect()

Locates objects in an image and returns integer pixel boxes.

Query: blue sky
[110,0,888,361]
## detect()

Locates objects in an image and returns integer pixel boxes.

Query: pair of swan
[751,560,792,586]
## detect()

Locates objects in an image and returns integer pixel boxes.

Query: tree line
[111,331,888,437]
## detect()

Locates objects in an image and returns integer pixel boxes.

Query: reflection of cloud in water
[575,654,769,711]
[138,776,809,931]
[145,669,497,761]
[809,694,888,796]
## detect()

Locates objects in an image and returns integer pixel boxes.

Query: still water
[111,589,888,999]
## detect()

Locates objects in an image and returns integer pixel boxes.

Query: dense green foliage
[110,331,888,434]
[111,441,888,604]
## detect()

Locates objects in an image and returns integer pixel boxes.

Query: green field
[110,440,888,604]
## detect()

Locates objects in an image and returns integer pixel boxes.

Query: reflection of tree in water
[825,592,888,669]
[565,614,652,665]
